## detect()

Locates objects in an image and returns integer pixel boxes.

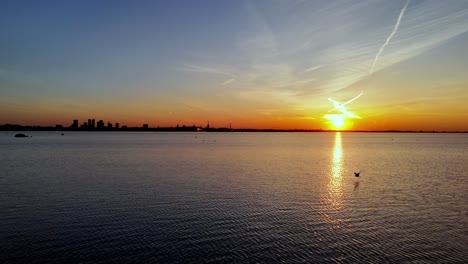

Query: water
[1,132,467,263]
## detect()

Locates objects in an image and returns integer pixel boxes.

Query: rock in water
[14,133,28,138]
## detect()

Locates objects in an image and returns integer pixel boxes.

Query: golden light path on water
[329,132,344,208]
[320,132,345,226]
[331,132,343,180]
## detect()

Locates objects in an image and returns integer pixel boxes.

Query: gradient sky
[1,0,468,131]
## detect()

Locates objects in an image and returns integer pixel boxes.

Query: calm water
[1,132,467,263]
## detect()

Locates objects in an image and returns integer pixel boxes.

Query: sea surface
[1,132,467,263]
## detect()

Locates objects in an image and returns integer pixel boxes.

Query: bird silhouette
[354,172,360,177]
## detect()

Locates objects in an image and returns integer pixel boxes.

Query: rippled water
[1,132,467,263]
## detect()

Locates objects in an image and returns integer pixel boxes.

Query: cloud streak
[370,0,410,74]
[221,78,235,86]
[180,64,235,77]
[304,65,323,73]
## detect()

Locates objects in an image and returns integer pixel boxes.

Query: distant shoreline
[1,124,466,133]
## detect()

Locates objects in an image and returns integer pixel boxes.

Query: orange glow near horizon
[324,92,362,130]
[2,102,468,131]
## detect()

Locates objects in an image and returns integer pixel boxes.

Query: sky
[1,0,468,131]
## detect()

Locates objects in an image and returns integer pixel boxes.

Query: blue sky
[1,0,468,130]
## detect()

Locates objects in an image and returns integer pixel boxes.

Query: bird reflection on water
[353,181,360,191]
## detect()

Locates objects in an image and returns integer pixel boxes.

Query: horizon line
[1,124,467,133]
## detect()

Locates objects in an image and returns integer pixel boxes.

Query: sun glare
[325,114,346,130]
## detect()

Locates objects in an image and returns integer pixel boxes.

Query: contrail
[370,0,410,74]
[328,91,363,113]
[327,91,364,119]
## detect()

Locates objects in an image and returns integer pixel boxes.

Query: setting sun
[324,114,346,130]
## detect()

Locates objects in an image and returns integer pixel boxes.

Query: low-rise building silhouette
[62,118,241,132]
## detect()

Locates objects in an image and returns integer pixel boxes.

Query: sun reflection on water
[332,132,343,180]
[311,132,347,230]
[330,132,343,192]
[326,132,344,213]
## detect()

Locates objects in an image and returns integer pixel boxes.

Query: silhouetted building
[107,122,112,129]
[88,119,92,129]
[72,120,78,129]
[143,124,149,129]
[91,119,95,128]
[115,123,119,129]
[97,120,104,129]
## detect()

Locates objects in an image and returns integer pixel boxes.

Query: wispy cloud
[304,65,323,73]
[180,64,235,77]
[276,79,315,88]
[221,78,235,86]
[179,0,468,107]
